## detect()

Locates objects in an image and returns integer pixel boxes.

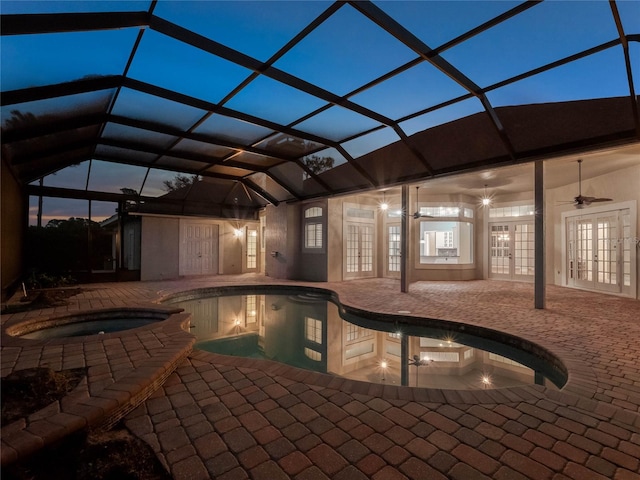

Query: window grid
[361,225,373,272]
[597,217,617,285]
[577,220,593,281]
[246,229,257,269]
[388,225,401,272]
[305,207,322,218]
[305,223,322,248]
[622,210,631,286]
[489,205,534,218]
[304,347,322,361]
[490,224,510,274]
[489,352,526,368]
[514,224,534,276]
[305,316,322,344]
[420,351,459,362]
[346,224,359,273]
[245,295,257,323]
[346,323,373,342]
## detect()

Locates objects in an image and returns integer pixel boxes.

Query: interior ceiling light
[481,184,491,206]
[380,190,389,211]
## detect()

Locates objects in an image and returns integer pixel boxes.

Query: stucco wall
[140,216,180,281]
[220,223,244,274]
[1,160,24,298]
[264,204,301,279]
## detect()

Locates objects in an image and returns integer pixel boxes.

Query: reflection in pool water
[167,290,566,390]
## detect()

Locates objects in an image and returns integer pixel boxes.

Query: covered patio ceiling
[2,1,639,218]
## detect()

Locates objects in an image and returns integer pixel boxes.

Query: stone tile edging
[0,309,196,467]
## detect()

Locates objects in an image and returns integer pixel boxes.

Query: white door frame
[179,220,219,276]
[488,221,535,282]
[343,203,376,280]
[561,201,637,297]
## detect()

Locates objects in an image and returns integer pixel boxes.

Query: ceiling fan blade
[587,197,613,203]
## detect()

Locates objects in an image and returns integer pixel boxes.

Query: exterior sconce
[270,251,278,257]
[234,228,243,238]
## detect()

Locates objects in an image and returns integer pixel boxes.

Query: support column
[534,161,546,309]
[401,184,409,293]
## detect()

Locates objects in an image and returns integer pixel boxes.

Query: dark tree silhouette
[163,174,200,192]
[303,154,335,175]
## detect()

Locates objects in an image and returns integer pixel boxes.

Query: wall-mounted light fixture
[234,228,243,238]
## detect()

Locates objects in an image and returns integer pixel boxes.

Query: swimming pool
[164,286,567,390]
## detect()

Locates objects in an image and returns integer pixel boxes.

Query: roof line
[0,11,149,35]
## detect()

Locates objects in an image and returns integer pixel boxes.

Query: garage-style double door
[180,222,219,276]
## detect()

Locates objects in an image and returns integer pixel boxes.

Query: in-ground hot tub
[4,308,181,340]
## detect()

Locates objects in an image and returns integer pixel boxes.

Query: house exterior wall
[264,203,305,280]
[140,216,180,281]
[548,163,640,299]
[327,197,344,282]
[1,159,24,298]
[220,223,243,274]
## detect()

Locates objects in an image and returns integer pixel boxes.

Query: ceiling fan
[563,159,613,209]
[413,186,434,219]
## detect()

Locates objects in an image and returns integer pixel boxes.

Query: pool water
[166,289,566,390]
[21,318,159,339]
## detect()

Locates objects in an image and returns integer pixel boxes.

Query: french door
[567,209,630,294]
[489,222,534,281]
[345,223,374,278]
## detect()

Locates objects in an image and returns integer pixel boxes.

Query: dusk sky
[2,1,638,224]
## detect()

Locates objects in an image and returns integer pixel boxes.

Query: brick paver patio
[2,275,639,479]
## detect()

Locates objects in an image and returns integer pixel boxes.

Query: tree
[163,174,200,192]
[303,155,335,175]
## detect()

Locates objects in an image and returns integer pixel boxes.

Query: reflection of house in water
[178,294,547,390]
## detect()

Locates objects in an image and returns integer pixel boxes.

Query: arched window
[303,206,324,252]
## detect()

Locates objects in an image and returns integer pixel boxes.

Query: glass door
[387,224,401,278]
[489,222,534,281]
[345,223,374,278]
[568,211,627,294]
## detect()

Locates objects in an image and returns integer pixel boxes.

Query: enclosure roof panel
[2,1,638,216]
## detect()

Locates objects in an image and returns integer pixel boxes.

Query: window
[345,343,374,359]
[305,316,322,344]
[489,205,534,218]
[304,206,324,251]
[346,323,373,342]
[245,295,257,324]
[420,351,459,362]
[305,223,322,248]
[246,228,257,269]
[419,221,473,264]
[304,347,322,361]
